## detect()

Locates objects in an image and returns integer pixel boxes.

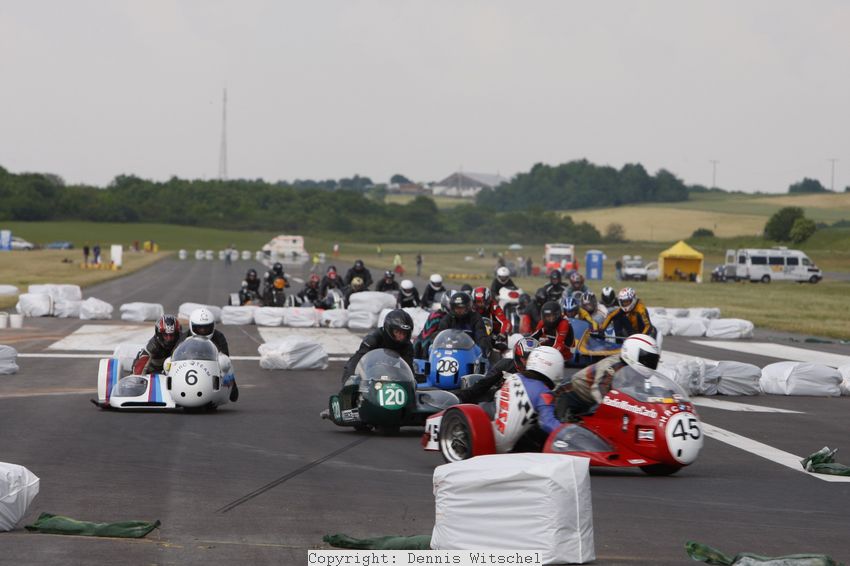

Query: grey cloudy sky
[1,1,848,193]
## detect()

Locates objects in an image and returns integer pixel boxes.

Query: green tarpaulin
[324,533,432,550]
[686,541,843,566]
[25,512,160,538]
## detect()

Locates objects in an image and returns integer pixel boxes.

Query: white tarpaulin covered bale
[657,358,717,396]
[79,298,114,320]
[705,319,755,339]
[28,284,82,302]
[0,462,40,531]
[840,365,850,396]
[254,307,286,327]
[653,316,674,337]
[178,303,222,322]
[347,310,378,330]
[283,307,320,328]
[760,362,842,397]
[347,291,397,314]
[120,302,164,322]
[258,337,328,370]
[670,317,709,337]
[221,306,257,325]
[708,361,761,396]
[112,343,146,373]
[431,454,595,564]
[320,309,349,328]
[0,285,19,296]
[15,294,53,317]
[0,345,19,375]
[53,300,82,319]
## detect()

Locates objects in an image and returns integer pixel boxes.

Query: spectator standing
[517,256,525,276]
[526,256,533,277]
[377,244,382,258]
[392,253,404,276]
[83,244,90,266]
[415,253,423,277]
[615,259,623,280]
[93,244,101,265]
[333,243,339,258]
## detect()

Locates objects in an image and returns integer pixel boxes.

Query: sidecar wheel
[640,464,682,476]
[439,410,474,463]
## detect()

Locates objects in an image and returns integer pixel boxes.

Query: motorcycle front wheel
[439,410,473,463]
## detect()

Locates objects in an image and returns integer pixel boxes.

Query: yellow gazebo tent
[659,240,704,283]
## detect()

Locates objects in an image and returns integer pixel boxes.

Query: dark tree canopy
[788,178,829,194]
[764,207,806,242]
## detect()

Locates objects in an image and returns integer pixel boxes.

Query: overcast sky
[1,1,848,193]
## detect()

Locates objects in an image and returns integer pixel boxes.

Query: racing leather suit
[421,284,446,310]
[344,267,373,289]
[514,370,560,435]
[413,311,445,359]
[133,333,184,375]
[598,299,656,339]
[535,283,567,306]
[398,288,421,309]
[297,284,321,307]
[531,318,574,362]
[490,278,517,297]
[239,278,262,305]
[475,302,512,337]
[556,355,626,416]
[376,279,400,292]
[342,328,414,383]
[569,307,599,331]
[437,311,492,357]
[319,275,344,298]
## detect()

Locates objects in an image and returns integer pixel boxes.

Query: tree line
[0,166,603,244]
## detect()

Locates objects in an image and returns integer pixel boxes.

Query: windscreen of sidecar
[171,337,219,362]
[612,366,690,402]
[355,349,415,384]
[432,329,475,351]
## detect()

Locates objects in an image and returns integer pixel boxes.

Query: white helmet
[620,334,660,376]
[400,279,415,293]
[618,287,637,312]
[525,346,563,383]
[189,307,215,337]
[429,274,443,289]
[496,266,510,282]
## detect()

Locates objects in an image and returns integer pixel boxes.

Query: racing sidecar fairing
[95,337,236,411]
[413,329,489,389]
[568,319,620,368]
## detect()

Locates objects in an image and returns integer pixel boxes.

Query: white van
[724,248,822,283]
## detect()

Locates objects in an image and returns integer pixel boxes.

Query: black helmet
[354,259,364,270]
[383,270,394,280]
[549,269,562,284]
[518,292,532,308]
[541,301,562,326]
[460,283,473,293]
[246,269,258,281]
[383,309,413,345]
[273,262,284,274]
[535,288,548,304]
[450,291,472,319]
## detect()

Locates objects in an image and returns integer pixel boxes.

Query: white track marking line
[702,423,850,482]
[692,398,802,414]
[48,324,151,351]
[691,340,850,368]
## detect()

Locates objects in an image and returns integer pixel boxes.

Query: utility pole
[218,88,228,181]
[828,158,838,192]
[709,160,719,189]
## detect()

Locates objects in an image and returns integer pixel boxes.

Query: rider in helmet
[562,294,598,330]
[555,333,660,417]
[530,300,574,362]
[514,346,564,438]
[421,274,446,310]
[580,290,608,326]
[297,273,322,307]
[597,287,656,340]
[343,276,367,308]
[459,283,474,295]
[535,269,567,307]
[455,336,539,404]
[344,259,373,290]
[133,314,183,375]
[264,275,288,307]
[490,266,517,297]
[437,291,492,357]
[239,268,262,305]
[472,286,512,347]
[398,279,421,308]
[568,271,588,295]
[517,292,540,333]
[376,270,400,293]
[264,262,289,290]
[319,266,345,298]
[600,286,617,310]
[339,309,415,384]
[187,307,230,356]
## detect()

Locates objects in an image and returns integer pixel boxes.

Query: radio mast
[218,88,228,180]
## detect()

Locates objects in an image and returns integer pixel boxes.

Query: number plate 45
[665,412,703,465]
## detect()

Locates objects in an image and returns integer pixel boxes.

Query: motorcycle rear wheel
[640,464,682,476]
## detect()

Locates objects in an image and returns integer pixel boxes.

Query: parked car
[645,261,659,281]
[11,237,35,250]
[621,255,648,281]
[46,241,74,250]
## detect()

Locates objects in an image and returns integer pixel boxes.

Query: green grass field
[384,193,474,208]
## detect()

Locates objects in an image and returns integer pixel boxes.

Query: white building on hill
[432,172,509,198]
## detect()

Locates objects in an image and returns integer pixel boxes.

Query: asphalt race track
[1,258,849,565]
